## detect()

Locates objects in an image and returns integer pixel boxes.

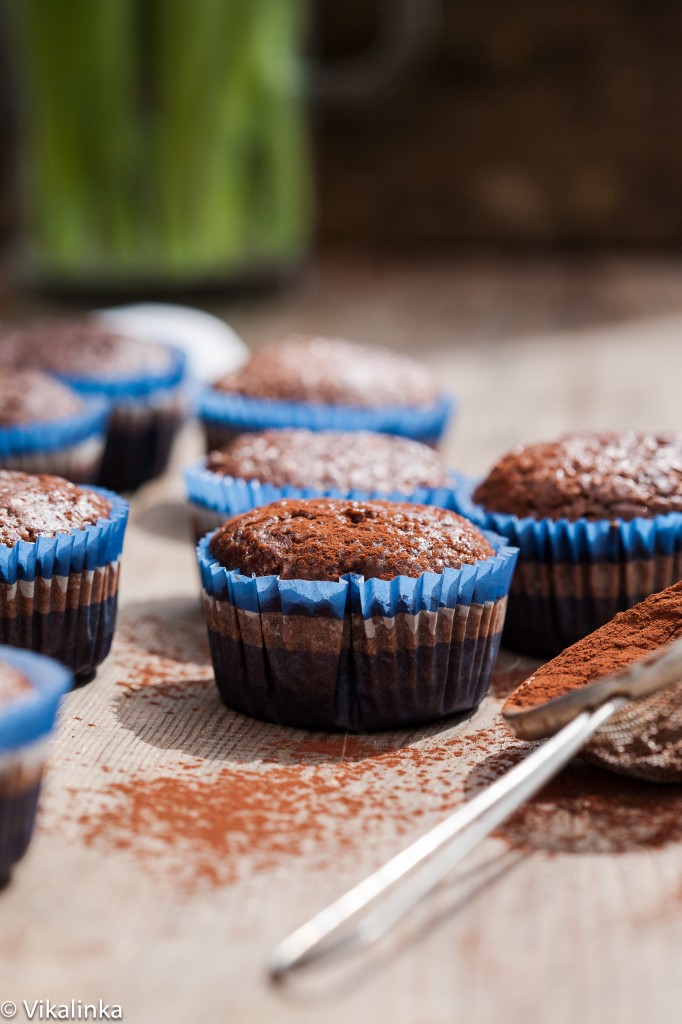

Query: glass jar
[12,0,313,292]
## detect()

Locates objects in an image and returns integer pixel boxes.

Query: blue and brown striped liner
[183,457,462,540]
[56,344,188,492]
[0,489,129,679]
[197,530,518,731]
[0,646,72,884]
[196,389,455,451]
[452,474,682,657]
[0,396,109,483]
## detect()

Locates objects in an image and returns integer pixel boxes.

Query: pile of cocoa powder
[505,581,682,712]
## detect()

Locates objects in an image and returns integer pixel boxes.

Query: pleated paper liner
[56,345,188,492]
[451,473,682,657]
[0,647,72,884]
[197,389,455,451]
[183,458,463,541]
[0,489,129,679]
[197,530,518,731]
[0,397,108,483]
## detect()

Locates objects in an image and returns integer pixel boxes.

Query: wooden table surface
[0,255,681,1024]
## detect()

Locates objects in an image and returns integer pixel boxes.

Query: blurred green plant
[14,0,312,287]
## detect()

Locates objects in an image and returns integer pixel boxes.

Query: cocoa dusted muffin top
[3,317,174,379]
[0,470,112,546]
[0,661,33,706]
[214,335,439,409]
[209,497,494,581]
[206,429,448,493]
[0,369,83,427]
[473,432,682,521]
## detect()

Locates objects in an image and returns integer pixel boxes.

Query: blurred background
[4,0,682,261]
[1,0,681,467]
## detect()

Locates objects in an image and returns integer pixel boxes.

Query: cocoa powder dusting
[49,607,682,893]
[53,611,532,891]
[73,713,515,891]
[505,581,682,712]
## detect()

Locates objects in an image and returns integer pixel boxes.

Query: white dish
[97,303,249,383]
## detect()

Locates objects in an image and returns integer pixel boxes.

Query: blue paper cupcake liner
[197,530,518,731]
[0,646,72,883]
[0,488,129,678]
[54,344,187,491]
[0,397,109,457]
[0,396,109,484]
[196,389,455,448]
[452,474,682,656]
[97,391,187,492]
[183,458,463,540]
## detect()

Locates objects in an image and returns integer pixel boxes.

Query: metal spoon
[270,636,682,982]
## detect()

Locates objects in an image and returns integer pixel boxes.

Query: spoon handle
[269,698,624,981]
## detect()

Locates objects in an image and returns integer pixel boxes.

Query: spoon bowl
[502,634,682,782]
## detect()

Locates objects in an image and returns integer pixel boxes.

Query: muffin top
[0,369,83,427]
[214,335,439,409]
[206,429,449,494]
[0,661,33,707]
[0,470,112,546]
[473,432,682,521]
[209,497,494,581]
[3,317,175,379]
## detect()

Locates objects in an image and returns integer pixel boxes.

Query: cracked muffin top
[473,432,682,521]
[214,335,440,409]
[0,369,84,426]
[2,317,175,379]
[0,470,111,546]
[209,497,494,581]
[206,428,448,494]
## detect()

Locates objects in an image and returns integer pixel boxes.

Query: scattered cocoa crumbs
[74,729,507,891]
[51,607,682,893]
[67,624,525,890]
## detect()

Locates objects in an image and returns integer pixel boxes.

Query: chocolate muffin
[206,429,448,493]
[198,497,518,730]
[473,432,682,521]
[210,498,493,581]
[5,317,187,492]
[186,428,456,542]
[0,647,72,885]
[0,369,107,483]
[0,470,128,678]
[459,430,682,657]
[199,335,454,449]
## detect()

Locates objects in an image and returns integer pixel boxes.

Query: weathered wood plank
[0,258,680,1024]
